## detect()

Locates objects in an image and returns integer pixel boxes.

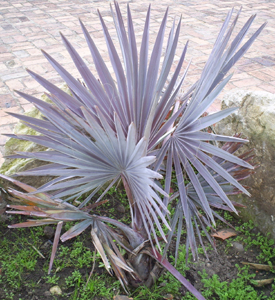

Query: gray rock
[231,242,244,253]
[215,89,275,240]
[0,104,46,177]
[0,85,71,189]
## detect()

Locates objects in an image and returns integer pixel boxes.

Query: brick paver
[0,0,275,166]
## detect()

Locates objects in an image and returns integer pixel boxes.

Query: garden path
[0,0,275,165]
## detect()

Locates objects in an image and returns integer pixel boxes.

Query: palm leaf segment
[6,2,265,263]
[1,174,136,289]
[165,136,256,263]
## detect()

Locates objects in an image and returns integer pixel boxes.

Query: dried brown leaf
[242,262,274,271]
[252,278,275,287]
[211,228,237,240]
[113,296,133,300]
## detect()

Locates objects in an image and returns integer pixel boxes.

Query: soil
[0,196,275,300]
[183,230,274,294]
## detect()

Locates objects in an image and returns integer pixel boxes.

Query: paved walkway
[0,0,275,165]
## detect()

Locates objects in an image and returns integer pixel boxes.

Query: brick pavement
[0,0,275,166]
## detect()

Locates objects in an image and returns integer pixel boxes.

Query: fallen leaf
[211,228,237,241]
[252,278,275,287]
[242,262,274,271]
[113,296,133,300]
[164,294,174,300]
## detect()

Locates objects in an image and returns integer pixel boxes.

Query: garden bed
[0,189,274,300]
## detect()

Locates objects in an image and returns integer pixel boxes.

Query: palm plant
[1,3,265,299]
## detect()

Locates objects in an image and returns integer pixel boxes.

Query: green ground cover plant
[235,221,275,265]
[0,2,267,299]
[1,213,275,299]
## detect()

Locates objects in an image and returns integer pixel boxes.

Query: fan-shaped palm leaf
[2,2,266,299]
[165,136,256,263]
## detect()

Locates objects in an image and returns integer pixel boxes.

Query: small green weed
[235,221,275,264]
[53,241,93,271]
[65,270,118,300]
[199,265,259,299]
[0,222,42,299]
[1,207,275,299]
[183,265,272,300]
[45,274,60,285]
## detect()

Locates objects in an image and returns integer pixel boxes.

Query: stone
[0,103,46,175]
[49,285,62,295]
[215,89,275,240]
[231,242,244,253]
[0,85,71,189]
[0,97,50,188]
